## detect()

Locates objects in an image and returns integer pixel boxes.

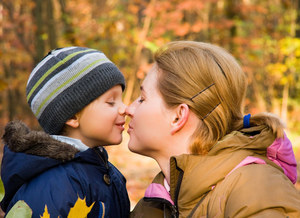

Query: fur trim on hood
[2,121,79,161]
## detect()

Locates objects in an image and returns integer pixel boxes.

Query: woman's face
[126,64,174,157]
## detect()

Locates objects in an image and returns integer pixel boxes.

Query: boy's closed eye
[106,99,116,106]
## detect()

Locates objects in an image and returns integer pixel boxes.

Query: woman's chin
[127,142,137,153]
[128,141,143,155]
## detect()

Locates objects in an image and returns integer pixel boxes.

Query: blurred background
[0,0,300,209]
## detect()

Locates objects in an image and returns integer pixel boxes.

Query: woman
[126,41,300,217]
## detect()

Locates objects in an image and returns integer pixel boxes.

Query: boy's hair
[26,46,125,135]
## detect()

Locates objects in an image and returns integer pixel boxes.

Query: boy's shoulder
[2,122,130,217]
[2,121,115,192]
[3,121,79,161]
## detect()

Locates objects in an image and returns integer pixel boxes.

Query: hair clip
[212,57,227,79]
[190,83,215,102]
[201,102,221,120]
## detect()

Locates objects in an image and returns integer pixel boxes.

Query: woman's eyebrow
[140,85,149,96]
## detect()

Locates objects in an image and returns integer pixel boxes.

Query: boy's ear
[171,104,189,135]
[65,115,80,128]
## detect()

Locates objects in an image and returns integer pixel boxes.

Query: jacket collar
[51,135,89,152]
[2,121,80,161]
[169,125,279,215]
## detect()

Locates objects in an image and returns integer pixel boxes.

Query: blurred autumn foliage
[0,0,300,209]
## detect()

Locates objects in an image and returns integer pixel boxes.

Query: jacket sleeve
[224,164,300,217]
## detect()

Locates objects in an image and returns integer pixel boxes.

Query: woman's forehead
[142,66,158,88]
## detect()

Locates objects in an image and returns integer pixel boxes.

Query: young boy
[0,47,130,217]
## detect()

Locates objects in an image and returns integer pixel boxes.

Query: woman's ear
[171,104,189,135]
[65,114,80,128]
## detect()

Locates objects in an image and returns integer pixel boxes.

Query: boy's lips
[116,121,125,125]
[116,121,125,130]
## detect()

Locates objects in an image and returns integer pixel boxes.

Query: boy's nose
[119,103,127,115]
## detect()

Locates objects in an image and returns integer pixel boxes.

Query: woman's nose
[125,102,135,117]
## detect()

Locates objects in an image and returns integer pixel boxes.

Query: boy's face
[73,85,126,147]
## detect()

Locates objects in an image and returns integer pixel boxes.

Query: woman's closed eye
[138,97,145,103]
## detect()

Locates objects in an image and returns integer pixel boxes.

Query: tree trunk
[123,0,156,105]
[281,83,289,124]
[3,63,16,121]
[46,0,57,49]
[295,0,300,38]
[279,0,297,123]
[59,0,77,44]
[32,0,45,65]
[225,0,237,52]
[3,1,32,55]
[251,76,267,112]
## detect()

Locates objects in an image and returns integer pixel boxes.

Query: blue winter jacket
[0,121,130,217]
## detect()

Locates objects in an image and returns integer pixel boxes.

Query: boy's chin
[104,137,123,146]
[104,143,121,146]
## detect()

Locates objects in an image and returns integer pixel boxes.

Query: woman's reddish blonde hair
[154,41,284,154]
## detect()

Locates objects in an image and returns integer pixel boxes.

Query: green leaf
[144,41,159,53]
[6,201,32,218]
[0,179,4,202]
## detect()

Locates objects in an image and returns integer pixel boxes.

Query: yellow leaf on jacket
[40,205,50,218]
[67,196,95,218]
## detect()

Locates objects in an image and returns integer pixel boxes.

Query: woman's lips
[127,123,133,133]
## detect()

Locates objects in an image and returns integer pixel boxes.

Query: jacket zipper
[169,204,178,218]
[93,147,111,185]
[186,192,209,218]
[173,164,184,217]
[93,147,109,169]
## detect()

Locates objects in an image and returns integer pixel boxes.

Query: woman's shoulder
[222,163,297,194]
[218,163,300,216]
[233,161,289,179]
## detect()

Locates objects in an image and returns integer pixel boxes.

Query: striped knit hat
[26,46,125,134]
